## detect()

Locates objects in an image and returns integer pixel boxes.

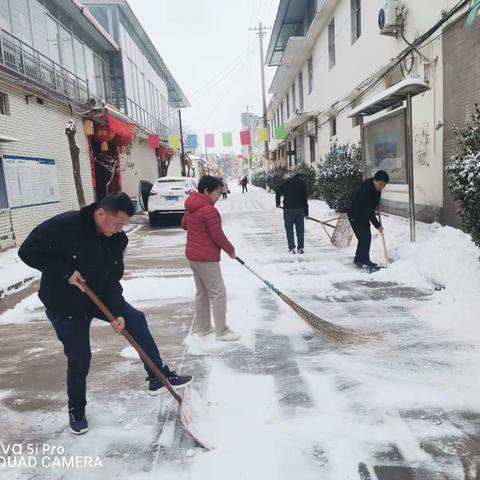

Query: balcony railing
[0,29,89,104]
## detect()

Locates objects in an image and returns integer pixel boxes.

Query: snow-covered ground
[1,184,479,479]
[0,246,38,295]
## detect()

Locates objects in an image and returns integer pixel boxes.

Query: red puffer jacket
[181,192,234,262]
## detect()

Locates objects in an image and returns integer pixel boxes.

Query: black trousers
[349,217,371,263]
[47,302,164,414]
[242,185,248,193]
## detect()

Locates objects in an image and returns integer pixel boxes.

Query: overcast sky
[127,0,281,153]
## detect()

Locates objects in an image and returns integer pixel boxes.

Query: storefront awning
[348,78,429,118]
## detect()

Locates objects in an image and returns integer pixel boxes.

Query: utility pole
[250,22,271,170]
[243,105,253,170]
[178,109,186,176]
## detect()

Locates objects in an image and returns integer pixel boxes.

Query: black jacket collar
[80,203,100,238]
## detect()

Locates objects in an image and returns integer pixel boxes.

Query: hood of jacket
[184,191,212,213]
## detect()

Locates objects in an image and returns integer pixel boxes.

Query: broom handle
[307,216,333,240]
[80,281,182,405]
[235,257,280,295]
[377,210,389,266]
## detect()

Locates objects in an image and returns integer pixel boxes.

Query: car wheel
[149,213,160,227]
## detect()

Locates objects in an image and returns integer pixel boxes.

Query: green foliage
[447,105,480,247]
[251,170,267,189]
[266,167,289,192]
[316,142,363,212]
[293,163,317,197]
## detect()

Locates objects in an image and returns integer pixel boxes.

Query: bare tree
[65,120,86,208]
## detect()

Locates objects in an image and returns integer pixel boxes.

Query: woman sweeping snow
[182,175,240,341]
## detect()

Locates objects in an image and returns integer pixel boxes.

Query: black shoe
[353,260,364,268]
[147,365,192,396]
[289,248,296,254]
[297,248,304,254]
[364,260,379,268]
[69,408,89,435]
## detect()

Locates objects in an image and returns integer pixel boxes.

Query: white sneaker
[216,328,240,342]
[195,327,215,337]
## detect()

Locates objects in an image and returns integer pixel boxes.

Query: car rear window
[153,180,186,192]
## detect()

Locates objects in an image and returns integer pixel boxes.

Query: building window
[0,0,11,31]
[330,117,337,137]
[351,0,361,43]
[11,0,32,44]
[309,136,316,163]
[292,83,296,111]
[328,18,335,69]
[307,57,313,94]
[59,25,75,73]
[46,14,60,64]
[298,71,304,111]
[286,92,290,118]
[0,93,9,115]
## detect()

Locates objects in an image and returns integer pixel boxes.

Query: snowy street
[1,185,480,479]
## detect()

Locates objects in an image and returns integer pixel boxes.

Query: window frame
[307,56,313,94]
[351,0,361,44]
[328,18,335,70]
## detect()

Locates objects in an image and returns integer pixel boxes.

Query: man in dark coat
[18,193,192,435]
[348,170,389,270]
[240,176,248,193]
[276,173,309,254]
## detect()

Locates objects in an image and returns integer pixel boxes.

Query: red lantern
[148,134,160,149]
[93,125,115,144]
[156,145,169,158]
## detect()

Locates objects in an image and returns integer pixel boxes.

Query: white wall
[0,81,94,246]
[268,0,463,214]
[121,138,184,199]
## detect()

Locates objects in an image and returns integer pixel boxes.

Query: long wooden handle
[307,216,334,241]
[81,282,182,404]
[377,211,389,266]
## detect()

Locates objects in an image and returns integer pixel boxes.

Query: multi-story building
[82,0,189,199]
[0,0,116,247]
[263,0,478,225]
[0,0,189,248]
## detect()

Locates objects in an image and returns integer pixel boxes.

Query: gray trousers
[189,261,227,335]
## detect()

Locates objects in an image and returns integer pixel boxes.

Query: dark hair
[293,173,304,179]
[96,192,135,217]
[198,175,223,193]
[374,170,390,183]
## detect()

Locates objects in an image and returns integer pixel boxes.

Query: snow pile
[0,247,38,294]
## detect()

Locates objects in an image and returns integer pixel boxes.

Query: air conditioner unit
[306,120,317,137]
[378,0,400,36]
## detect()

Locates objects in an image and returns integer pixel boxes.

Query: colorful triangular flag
[240,130,251,146]
[205,133,215,148]
[222,132,233,147]
[186,134,198,149]
[275,125,287,140]
[257,128,268,142]
[168,134,180,150]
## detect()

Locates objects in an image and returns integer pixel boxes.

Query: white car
[139,177,198,226]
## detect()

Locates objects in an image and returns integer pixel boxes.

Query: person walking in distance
[276,173,309,254]
[220,178,229,200]
[240,176,248,194]
[348,170,389,272]
[182,175,240,341]
[18,193,192,435]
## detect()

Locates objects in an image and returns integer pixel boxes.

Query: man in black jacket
[276,173,309,254]
[348,170,389,270]
[19,193,192,435]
